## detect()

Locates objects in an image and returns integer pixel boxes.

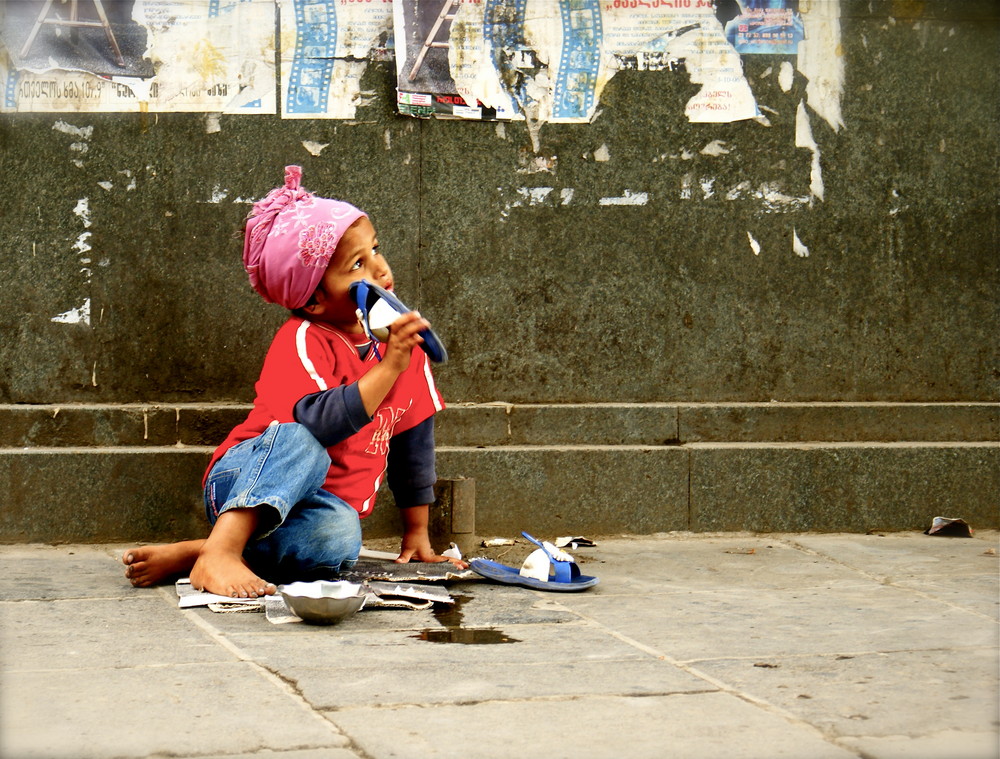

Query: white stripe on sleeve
[423,358,443,412]
[296,320,328,391]
[360,473,383,517]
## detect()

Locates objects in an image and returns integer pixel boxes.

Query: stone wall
[1,1,996,542]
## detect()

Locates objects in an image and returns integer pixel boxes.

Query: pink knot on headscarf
[242,165,367,310]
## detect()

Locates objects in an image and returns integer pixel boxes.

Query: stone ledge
[0,404,247,448]
[689,444,999,533]
[678,403,999,443]
[2,443,996,543]
[0,448,211,543]
[0,402,995,448]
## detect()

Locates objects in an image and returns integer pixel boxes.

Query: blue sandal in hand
[350,279,448,363]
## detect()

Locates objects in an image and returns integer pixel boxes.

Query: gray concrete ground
[1,531,998,759]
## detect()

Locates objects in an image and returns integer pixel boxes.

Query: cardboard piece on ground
[175,578,275,609]
[367,581,454,604]
[343,560,477,583]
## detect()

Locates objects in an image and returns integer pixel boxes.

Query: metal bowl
[279,580,366,625]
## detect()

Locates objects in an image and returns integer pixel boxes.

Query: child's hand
[382,311,429,373]
[396,531,469,569]
[356,311,430,415]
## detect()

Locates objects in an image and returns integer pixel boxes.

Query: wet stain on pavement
[411,595,520,644]
[413,628,519,644]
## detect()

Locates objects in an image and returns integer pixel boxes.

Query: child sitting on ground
[123,165,462,598]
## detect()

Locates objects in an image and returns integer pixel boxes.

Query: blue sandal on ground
[470,532,599,591]
[350,279,448,363]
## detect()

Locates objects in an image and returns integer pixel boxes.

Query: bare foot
[189,547,276,599]
[122,540,203,587]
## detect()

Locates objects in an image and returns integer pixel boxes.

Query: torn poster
[393,0,758,125]
[722,0,804,55]
[393,0,515,120]
[0,0,275,113]
[279,0,394,119]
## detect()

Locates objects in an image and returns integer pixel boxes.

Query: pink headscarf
[243,165,367,310]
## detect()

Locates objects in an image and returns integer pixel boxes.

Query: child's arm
[388,414,466,568]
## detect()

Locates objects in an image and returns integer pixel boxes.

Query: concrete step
[1,404,997,543]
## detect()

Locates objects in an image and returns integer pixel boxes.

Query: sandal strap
[521,533,580,583]
[350,280,383,361]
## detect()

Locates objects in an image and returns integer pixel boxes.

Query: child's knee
[272,422,329,464]
[304,524,361,574]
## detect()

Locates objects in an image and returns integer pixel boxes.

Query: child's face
[305,216,393,332]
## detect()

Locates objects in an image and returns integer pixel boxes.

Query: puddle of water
[432,594,468,627]
[413,594,520,644]
[413,628,520,644]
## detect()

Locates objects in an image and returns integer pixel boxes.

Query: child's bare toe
[121,543,199,588]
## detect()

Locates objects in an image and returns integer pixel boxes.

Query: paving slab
[837,731,1000,759]
[197,751,360,759]
[265,658,713,709]
[328,692,860,759]
[694,648,999,738]
[225,620,646,670]
[1,663,350,759]
[788,532,1000,576]
[0,544,134,600]
[191,577,712,709]
[196,751,361,759]
[563,535,883,593]
[789,532,1000,618]
[562,583,997,660]
[1,534,997,759]
[2,597,230,670]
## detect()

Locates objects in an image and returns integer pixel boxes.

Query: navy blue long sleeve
[387,417,436,508]
[293,383,370,447]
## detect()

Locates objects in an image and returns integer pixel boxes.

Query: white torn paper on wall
[795,99,824,202]
[51,298,91,326]
[73,197,92,228]
[52,120,94,139]
[1,0,275,113]
[700,140,731,157]
[302,140,330,156]
[792,228,810,257]
[778,61,794,92]
[798,0,844,132]
[599,191,649,207]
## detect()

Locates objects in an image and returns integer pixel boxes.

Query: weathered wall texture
[0,1,997,542]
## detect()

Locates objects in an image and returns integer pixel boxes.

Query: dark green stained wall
[1,0,996,406]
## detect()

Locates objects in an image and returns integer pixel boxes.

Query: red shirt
[205,317,444,517]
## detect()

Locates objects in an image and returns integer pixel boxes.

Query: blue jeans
[203,422,362,583]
